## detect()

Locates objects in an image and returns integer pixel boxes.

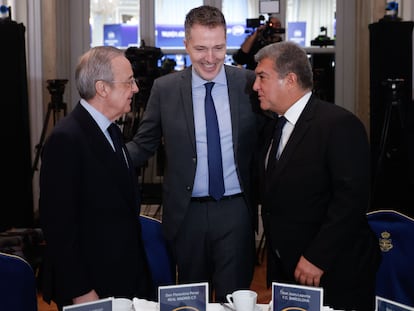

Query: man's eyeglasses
[102,78,139,88]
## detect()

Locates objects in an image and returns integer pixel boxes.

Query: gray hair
[75,46,125,100]
[255,41,313,90]
[184,5,226,41]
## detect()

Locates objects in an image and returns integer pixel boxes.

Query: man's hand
[294,255,324,287]
[73,289,99,305]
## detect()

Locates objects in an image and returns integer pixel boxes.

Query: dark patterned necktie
[205,82,225,200]
[108,123,127,166]
[266,116,287,172]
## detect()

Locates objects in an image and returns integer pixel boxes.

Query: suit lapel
[272,96,316,176]
[260,118,278,189]
[179,66,240,154]
[73,104,138,208]
[179,67,197,153]
[225,66,240,156]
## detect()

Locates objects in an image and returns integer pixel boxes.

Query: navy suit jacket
[40,104,151,306]
[127,65,263,238]
[259,95,381,291]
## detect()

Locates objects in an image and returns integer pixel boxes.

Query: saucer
[214,304,262,311]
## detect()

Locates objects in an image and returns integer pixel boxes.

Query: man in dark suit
[127,5,263,302]
[253,41,381,310]
[39,46,152,310]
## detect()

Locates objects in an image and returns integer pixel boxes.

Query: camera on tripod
[246,15,285,45]
[382,78,405,106]
[32,79,68,176]
[47,79,68,110]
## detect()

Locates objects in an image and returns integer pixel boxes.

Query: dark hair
[184,5,226,40]
[255,41,313,90]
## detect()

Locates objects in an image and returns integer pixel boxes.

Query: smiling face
[103,55,138,120]
[184,23,227,81]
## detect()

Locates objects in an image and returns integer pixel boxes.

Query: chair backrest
[139,215,176,298]
[0,251,38,311]
[367,209,414,307]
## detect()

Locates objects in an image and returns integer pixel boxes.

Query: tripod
[32,79,68,177]
[371,78,405,206]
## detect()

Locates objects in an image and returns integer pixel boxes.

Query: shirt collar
[80,98,112,131]
[192,65,227,88]
[284,91,312,125]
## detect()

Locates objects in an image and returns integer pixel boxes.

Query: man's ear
[95,80,108,97]
[285,72,297,86]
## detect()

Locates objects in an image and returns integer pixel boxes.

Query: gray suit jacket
[127,65,263,238]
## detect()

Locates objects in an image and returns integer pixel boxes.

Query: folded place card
[159,282,209,311]
[62,297,113,311]
[376,296,414,311]
[272,282,323,311]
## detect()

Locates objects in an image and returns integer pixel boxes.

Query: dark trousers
[173,196,255,302]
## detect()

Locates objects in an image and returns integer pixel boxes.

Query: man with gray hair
[40,46,152,309]
[253,41,381,310]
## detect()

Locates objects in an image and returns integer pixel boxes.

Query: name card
[62,297,113,311]
[376,296,414,311]
[159,282,209,311]
[272,282,323,311]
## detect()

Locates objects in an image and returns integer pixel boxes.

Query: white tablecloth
[132,299,337,311]
[132,300,268,311]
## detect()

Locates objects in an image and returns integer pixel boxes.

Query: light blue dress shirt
[191,66,242,197]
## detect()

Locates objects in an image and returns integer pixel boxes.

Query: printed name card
[62,297,113,311]
[376,296,414,311]
[159,282,209,311]
[272,282,323,311]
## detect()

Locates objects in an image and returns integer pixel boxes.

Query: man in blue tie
[127,5,264,302]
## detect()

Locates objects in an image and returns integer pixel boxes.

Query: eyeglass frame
[98,77,139,88]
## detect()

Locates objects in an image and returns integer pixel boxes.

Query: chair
[139,215,176,298]
[367,209,414,307]
[0,251,38,311]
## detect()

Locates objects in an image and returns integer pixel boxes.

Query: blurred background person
[233,15,284,70]
[39,46,152,310]
[253,41,381,311]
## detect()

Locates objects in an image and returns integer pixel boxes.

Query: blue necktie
[266,116,287,172]
[205,82,225,200]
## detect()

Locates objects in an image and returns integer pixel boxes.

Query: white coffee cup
[226,289,257,311]
[113,298,133,311]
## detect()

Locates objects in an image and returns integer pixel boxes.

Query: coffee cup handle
[226,294,234,307]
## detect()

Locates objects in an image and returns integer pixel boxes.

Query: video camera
[245,15,285,45]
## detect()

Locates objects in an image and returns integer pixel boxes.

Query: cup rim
[232,289,257,297]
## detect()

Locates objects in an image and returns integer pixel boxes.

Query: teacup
[226,289,257,311]
[113,298,133,311]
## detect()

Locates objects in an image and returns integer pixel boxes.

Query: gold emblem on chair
[379,231,393,252]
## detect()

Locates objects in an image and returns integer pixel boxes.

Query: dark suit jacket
[39,104,151,307]
[259,95,381,298]
[127,65,263,238]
